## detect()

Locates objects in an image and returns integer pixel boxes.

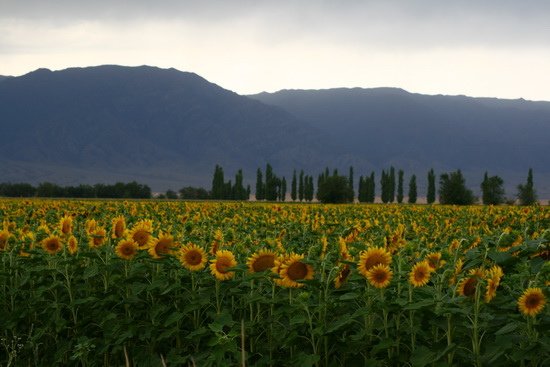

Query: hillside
[250,88,550,198]
[0,66,333,190]
[0,65,549,197]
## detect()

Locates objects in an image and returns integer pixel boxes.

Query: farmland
[0,199,549,366]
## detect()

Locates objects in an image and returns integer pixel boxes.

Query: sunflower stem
[471,282,482,367]
[446,314,454,366]
[408,283,416,353]
[215,280,221,315]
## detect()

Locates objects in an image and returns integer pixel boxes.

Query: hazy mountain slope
[0,66,333,189]
[250,88,550,197]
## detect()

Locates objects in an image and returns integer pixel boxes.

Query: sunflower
[67,235,78,255]
[88,227,107,249]
[484,279,498,303]
[358,247,392,278]
[111,216,126,239]
[320,236,328,259]
[271,254,289,286]
[128,220,154,249]
[338,237,352,260]
[148,233,176,259]
[85,219,97,235]
[425,252,445,270]
[409,260,433,287]
[449,258,464,285]
[247,249,277,273]
[210,250,237,281]
[334,265,351,289]
[457,268,485,297]
[279,253,314,288]
[179,243,208,271]
[115,239,138,260]
[367,264,393,288]
[518,288,546,317]
[42,235,63,254]
[0,229,10,251]
[59,215,73,236]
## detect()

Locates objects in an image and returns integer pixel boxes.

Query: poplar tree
[368,172,376,203]
[358,176,366,202]
[298,170,304,201]
[280,177,287,202]
[291,170,297,201]
[408,174,417,204]
[397,169,404,203]
[481,171,505,205]
[348,166,355,202]
[517,168,537,205]
[389,166,396,203]
[427,169,436,204]
[381,170,391,203]
[212,165,225,200]
[255,168,264,201]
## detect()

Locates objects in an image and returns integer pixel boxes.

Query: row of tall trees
[0,181,152,198]
[255,164,287,201]
[211,165,251,200]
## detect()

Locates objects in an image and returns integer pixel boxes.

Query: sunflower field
[0,199,549,366]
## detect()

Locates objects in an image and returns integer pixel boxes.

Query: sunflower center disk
[252,255,275,272]
[287,262,308,280]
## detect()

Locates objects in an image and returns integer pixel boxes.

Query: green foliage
[291,170,297,202]
[439,170,475,205]
[517,168,538,205]
[256,168,264,201]
[165,189,178,199]
[0,182,152,199]
[0,200,549,366]
[408,174,417,204]
[397,169,404,203]
[317,174,353,203]
[427,169,436,204]
[179,186,210,200]
[481,172,505,205]
[299,170,305,202]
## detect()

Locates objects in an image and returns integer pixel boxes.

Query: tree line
[0,181,152,199]
[0,166,539,205]
[247,165,538,205]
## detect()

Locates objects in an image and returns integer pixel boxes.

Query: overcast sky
[2,0,550,100]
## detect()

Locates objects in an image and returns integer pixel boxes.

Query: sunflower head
[518,288,546,317]
[129,220,154,249]
[115,239,138,260]
[88,227,107,249]
[247,250,277,273]
[334,265,351,289]
[0,229,10,251]
[85,219,97,235]
[179,243,208,271]
[409,260,433,287]
[367,264,393,289]
[59,215,73,236]
[279,253,314,288]
[111,216,126,239]
[457,268,485,297]
[148,233,176,259]
[210,250,237,281]
[358,247,392,278]
[67,235,78,255]
[42,235,63,255]
[425,252,445,270]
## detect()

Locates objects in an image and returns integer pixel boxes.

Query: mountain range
[0,65,548,198]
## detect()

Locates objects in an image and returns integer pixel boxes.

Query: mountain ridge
[0,65,549,197]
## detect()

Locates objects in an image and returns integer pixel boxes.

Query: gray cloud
[1,1,550,48]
